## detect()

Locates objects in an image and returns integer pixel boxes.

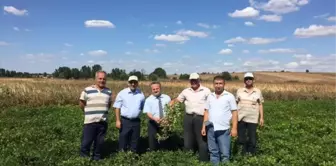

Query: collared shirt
[236,87,264,124]
[113,88,145,119]
[143,94,171,118]
[205,90,237,131]
[177,85,211,115]
[80,85,112,124]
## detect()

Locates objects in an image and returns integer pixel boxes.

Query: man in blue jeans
[201,75,238,165]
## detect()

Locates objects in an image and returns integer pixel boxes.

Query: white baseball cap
[244,72,254,78]
[128,75,138,81]
[189,73,200,80]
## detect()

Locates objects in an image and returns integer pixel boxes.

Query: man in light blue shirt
[143,81,171,151]
[201,75,238,165]
[113,75,145,153]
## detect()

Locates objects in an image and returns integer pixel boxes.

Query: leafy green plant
[157,103,183,141]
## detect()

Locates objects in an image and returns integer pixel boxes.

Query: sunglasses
[244,77,254,81]
[128,80,138,84]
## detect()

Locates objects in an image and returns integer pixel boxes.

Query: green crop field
[0,100,335,166]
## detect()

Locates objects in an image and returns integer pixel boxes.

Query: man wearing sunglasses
[235,72,264,155]
[170,72,211,162]
[113,75,145,153]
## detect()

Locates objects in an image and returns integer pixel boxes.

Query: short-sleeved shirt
[143,94,171,118]
[205,90,237,131]
[113,88,145,119]
[79,85,112,124]
[177,85,211,116]
[236,87,264,124]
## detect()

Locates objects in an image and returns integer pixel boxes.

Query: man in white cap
[235,72,264,155]
[113,75,145,153]
[170,72,211,162]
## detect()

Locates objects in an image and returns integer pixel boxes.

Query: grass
[0,78,335,108]
[0,100,335,166]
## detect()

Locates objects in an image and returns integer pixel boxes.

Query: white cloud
[245,21,255,26]
[126,41,134,45]
[224,62,234,66]
[64,43,73,47]
[80,53,84,56]
[224,37,247,44]
[154,34,190,42]
[22,53,54,63]
[242,50,250,54]
[225,36,286,44]
[287,54,336,71]
[314,13,329,19]
[87,50,108,56]
[155,43,166,47]
[84,20,115,28]
[4,6,28,16]
[218,49,233,55]
[259,15,282,22]
[327,16,336,22]
[176,29,208,38]
[0,41,10,46]
[87,60,94,64]
[294,25,336,38]
[176,20,183,25]
[285,62,299,68]
[248,37,286,44]
[24,29,31,32]
[229,7,259,18]
[144,49,160,53]
[258,48,304,54]
[13,27,20,31]
[250,0,309,14]
[196,23,219,29]
[228,44,234,47]
[243,59,279,67]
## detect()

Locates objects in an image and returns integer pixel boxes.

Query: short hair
[95,70,107,78]
[150,81,161,87]
[213,75,225,82]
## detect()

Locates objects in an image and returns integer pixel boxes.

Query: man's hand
[259,118,264,127]
[230,128,237,137]
[116,120,121,129]
[153,117,161,124]
[201,126,206,136]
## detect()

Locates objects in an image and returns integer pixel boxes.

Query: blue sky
[0,0,335,74]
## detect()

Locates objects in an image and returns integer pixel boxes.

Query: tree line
[0,64,237,81]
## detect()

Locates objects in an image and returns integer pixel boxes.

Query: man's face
[96,72,106,88]
[190,79,200,89]
[244,77,254,86]
[151,84,161,96]
[214,79,225,92]
[128,80,138,90]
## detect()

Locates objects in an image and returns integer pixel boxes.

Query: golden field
[0,71,335,108]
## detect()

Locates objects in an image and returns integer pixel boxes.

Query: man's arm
[258,90,265,127]
[113,92,123,129]
[229,94,238,137]
[79,91,87,112]
[169,91,185,106]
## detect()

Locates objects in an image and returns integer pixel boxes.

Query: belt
[186,113,203,117]
[121,116,140,121]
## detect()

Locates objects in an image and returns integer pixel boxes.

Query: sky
[0,0,335,74]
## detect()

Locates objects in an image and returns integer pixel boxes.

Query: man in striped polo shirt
[79,71,112,160]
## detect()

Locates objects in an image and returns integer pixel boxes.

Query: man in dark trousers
[170,73,211,162]
[143,81,171,151]
[79,70,112,160]
[113,75,145,153]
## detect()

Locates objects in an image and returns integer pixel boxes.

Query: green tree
[110,68,128,80]
[91,64,102,78]
[80,65,91,79]
[179,74,190,80]
[71,68,80,79]
[221,71,232,81]
[151,67,167,78]
[129,69,145,80]
[148,73,158,81]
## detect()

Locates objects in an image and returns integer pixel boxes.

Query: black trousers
[118,116,140,153]
[183,113,209,161]
[237,121,257,155]
[80,121,107,160]
[148,120,161,151]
